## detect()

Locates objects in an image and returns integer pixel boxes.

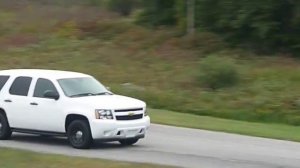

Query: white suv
[0,69,150,149]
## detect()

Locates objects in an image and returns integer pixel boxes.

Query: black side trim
[11,128,66,137]
[115,108,143,112]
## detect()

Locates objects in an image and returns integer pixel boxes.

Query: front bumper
[90,116,150,141]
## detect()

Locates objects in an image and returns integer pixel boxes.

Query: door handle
[30,102,38,106]
[4,99,12,103]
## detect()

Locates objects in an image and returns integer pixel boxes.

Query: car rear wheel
[0,113,12,140]
[67,120,92,149]
[119,138,139,146]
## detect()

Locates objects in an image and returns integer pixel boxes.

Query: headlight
[95,109,113,119]
[144,108,148,116]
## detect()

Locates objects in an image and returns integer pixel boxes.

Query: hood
[71,94,146,110]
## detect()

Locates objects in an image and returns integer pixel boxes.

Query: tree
[137,0,177,27]
[136,0,300,53]
[187,0,195,35]
[107,0,136,16]
[195,0,299,53]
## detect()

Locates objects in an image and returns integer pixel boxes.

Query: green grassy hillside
[1,1,300,125]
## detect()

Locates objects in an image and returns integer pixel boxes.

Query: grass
[149,108,300,142]
[0,1,300,126]
[0,147,174,168]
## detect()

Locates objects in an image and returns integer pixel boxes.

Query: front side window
[58,77,109,97]
[9,76,32,96]
[34,78,58,98]
[0,75,10,92]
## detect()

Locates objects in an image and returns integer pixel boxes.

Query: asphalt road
[1,124,300,168]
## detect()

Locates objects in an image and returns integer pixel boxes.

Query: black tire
[67,120,92,149]
[119,138,139,146]
[0,113,12,140]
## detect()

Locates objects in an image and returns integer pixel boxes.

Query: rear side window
[0,75,9,91]
[34,78,58,98]
[9,76,32,96]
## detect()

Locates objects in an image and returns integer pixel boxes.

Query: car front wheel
[67,120,92,149]
[0,113,12,140]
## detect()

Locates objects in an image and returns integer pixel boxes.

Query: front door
[27,78,65,132]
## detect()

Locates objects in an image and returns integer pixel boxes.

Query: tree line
[24,0,299,54]
[108,0,300,54]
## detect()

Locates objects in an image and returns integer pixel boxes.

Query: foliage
[77,20,131,40]
[107,0,137,16]
[195,0,300,53]
[55,21,79,38]
[86,0,104,6]
[197,55,239,90]
[181,32,225,54]
[137,0,300,54]
[136,0,177,27]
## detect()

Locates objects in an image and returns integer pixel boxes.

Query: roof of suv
[0,69,90,79]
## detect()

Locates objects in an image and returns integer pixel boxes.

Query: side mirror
[106,86,111,91]
[43,90,60,100]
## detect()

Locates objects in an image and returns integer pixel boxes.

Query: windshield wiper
[70,93,95,97]
[70,92,113,97]
[94,92,113,95]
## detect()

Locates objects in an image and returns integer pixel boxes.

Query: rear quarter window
[9,76,32,96]
[0,75,10,92]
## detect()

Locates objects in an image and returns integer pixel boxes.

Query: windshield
[58,77,110,97]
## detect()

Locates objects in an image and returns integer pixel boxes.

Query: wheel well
[0,108,7,118]
[0,108,10,126]
[65,114,89,132]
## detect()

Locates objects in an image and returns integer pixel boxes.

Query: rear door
[3,76,33,129]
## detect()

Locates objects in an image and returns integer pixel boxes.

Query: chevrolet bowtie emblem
[128,112,135,116]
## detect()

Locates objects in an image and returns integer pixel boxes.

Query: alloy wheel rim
[75,131,83,139]
[71,129,84,144]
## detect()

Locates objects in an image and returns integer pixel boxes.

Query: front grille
[116,114,143,120]
[115,108,143,113]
